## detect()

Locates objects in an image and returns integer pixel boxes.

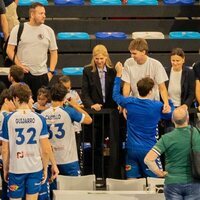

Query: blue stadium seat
[57,32,90,40]
[62,67,84,75]
[90,0,121,5]
[54,0,84,5]
[95,32,127,39]
[163,0,194,4]
[169,31,200,39]
[127,0,158,5]
[18,0,48,6]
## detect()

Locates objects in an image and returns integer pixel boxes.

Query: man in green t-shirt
[144,107,200,200]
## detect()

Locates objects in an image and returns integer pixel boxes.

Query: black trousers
[24,72,49,101]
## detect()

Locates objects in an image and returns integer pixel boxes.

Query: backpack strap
[13,23,24,63]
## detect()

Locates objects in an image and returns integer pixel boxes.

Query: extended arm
[68,99,92,124]
[113,62,130,108]
[40,137,52,183]
[159,82,171,113]
[144,150,167,177]
[0,14,9,41]
[196,80,200,110]
[2,141,9,182]
[48,147,59,181]
[123,82,131,97]
[48,49,58,80]
[7,44,29,73]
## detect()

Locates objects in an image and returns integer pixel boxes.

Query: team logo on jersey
[9,185,19,191]
[17,151,34,158]
[125,165,131,171]
[17,151,24,159]
[38,34,44,40]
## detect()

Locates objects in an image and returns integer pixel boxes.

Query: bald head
[172,107,189,127]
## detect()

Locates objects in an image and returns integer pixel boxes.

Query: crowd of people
[0,1,200,200]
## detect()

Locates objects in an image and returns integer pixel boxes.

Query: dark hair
[10,65,24,83]
[0,89,12,107]
[0,81,7,95]
[137,77,154,97]
[11,83,32,104]
[37,87,51,102]
[30,2,45,9]
[29,2,45,17]
[171,48,185,58]
[50,83,67,101]
[59,75,71,83]
[128,38,148,53]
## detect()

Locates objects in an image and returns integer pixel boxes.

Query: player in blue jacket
[113,62,174,178]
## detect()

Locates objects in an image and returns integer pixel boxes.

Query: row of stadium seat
[1,31,200,40]
[57,32,200,40]
[18,0,195,6]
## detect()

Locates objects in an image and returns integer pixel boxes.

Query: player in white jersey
[42,83,92,193]
[1,83,52,200]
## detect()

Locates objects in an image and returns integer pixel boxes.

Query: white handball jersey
[42,106,84,165]
[2,109,48,174]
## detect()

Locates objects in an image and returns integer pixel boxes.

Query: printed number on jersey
[48,123,65,139]
[15,128,37,145]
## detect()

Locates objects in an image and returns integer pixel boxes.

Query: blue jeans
[164,183,200,200]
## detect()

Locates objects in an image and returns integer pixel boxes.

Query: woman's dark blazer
[165,66,195,107]
[81,66,117,109]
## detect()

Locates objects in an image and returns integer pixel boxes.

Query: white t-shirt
[2,109,48,174]
[122,57,168,100]
[168,69,182,107]
[8,22,58,76]
[42,106,84,165]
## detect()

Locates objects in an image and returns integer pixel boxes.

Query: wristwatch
[49,70,55,75]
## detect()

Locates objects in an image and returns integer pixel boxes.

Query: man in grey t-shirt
[7,2,58,100]
[121,38,170,113]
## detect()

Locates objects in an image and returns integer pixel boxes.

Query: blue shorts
[8,170,43,198]
[125,148,162,178]
[38,161,80,200]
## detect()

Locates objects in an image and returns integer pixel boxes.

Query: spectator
[113,62,174,179]
[33,87,51,114]
[1,83,52,199]
[4,0,19,33]
[145,107,200,200]
[8,64,24,86]
[60,75,83,133]
[165,48,195,110]
[193,61,200,111]
[81,44,117,178]
[82,44,117,111]
[0,0,9,41]
[0,81,7,94]
[7,2,58,100]
[59,75,83,108]
[121,38,170,113]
